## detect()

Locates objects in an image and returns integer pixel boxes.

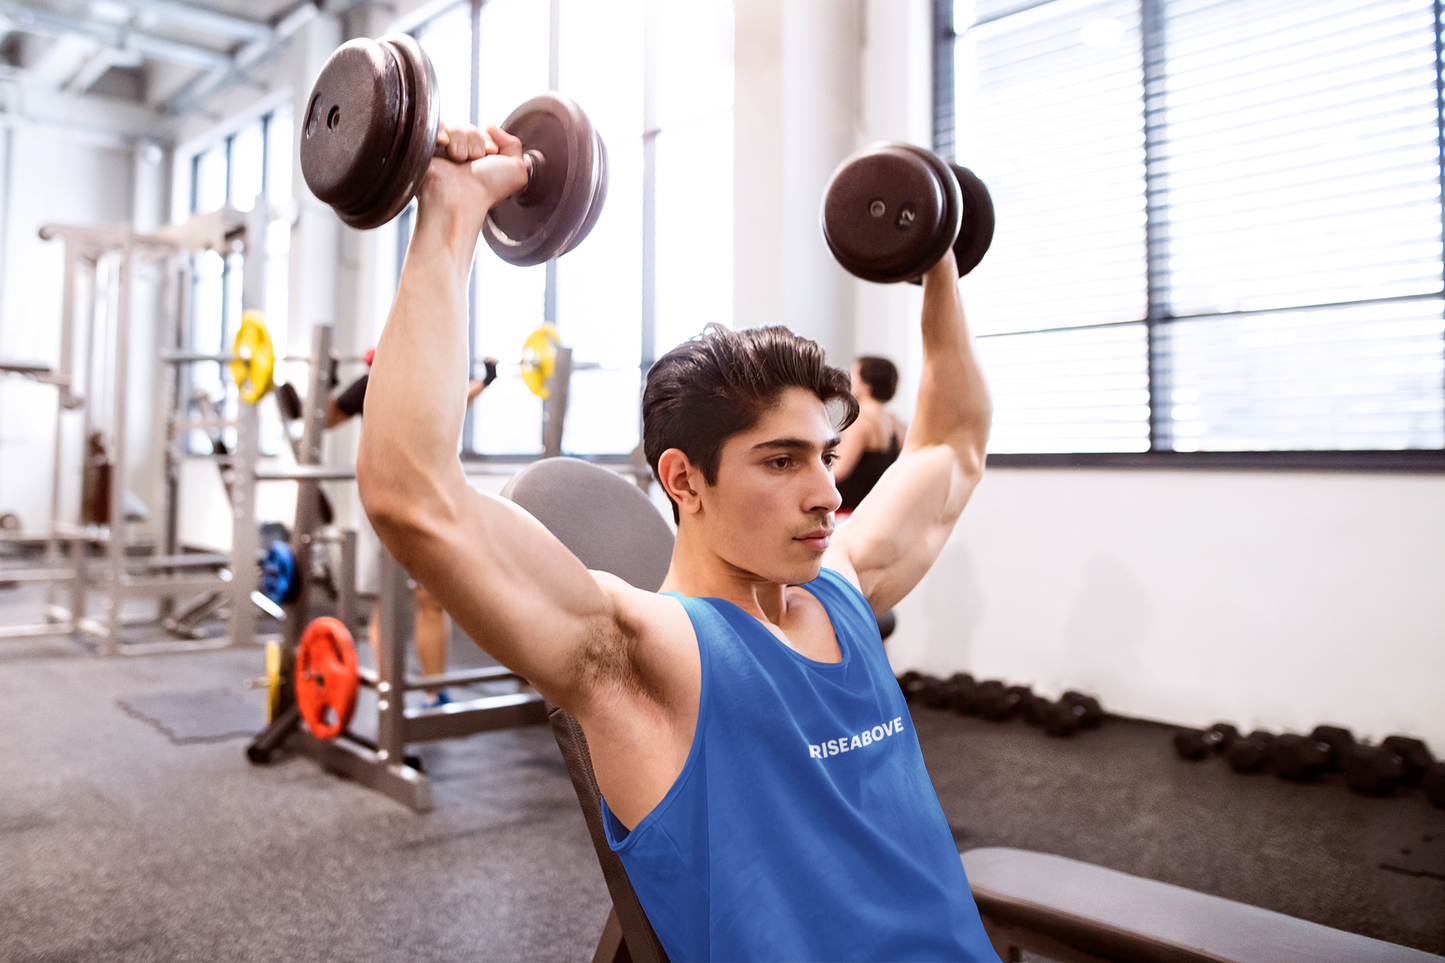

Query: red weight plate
[296,616,359,741]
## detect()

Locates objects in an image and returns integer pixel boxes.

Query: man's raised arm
[356,124,627,713]
[826,248,993,611]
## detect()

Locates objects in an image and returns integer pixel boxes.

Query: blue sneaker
[422,690,452,709]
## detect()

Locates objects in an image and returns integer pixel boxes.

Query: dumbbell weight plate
[822,143,962,284]
[483,93,609,266]
[301,34,438,231]
[949,164,995,278]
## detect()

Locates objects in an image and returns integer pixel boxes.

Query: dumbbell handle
[429,145,547,205]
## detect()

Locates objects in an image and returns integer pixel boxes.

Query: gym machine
[0,206,270,654]
[244,326,586,812]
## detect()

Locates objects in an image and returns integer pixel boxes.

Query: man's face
[697,387,842,586]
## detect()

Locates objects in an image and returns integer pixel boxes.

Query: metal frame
[936,0,1445,470]
[247,326,576,811]
[0,206,275,652]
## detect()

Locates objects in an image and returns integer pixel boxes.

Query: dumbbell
[1423,762,1445,808]
[1343,743,1406,795]
[821,142,995,283]
[1173,722,1239,761]
[1227,730,1275,774]
[1269,733,1332,782]
[1381,736,1434,784]
[300,34,608,264]
[1309,724,1355,770]
[974,680,1026,721]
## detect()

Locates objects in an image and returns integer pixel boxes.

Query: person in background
[834,356,906,514]
[332,350,498,706]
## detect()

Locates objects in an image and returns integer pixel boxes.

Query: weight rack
[248,323,545,812]
[1,207,269,654]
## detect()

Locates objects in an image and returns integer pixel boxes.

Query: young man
[358,122,997,961]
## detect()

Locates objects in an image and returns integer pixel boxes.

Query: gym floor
[2,582,1442,962]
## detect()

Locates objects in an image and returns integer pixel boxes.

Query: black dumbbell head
[974,680,1017,721]
[918,675,952,710]
[1309,725,1355,769]
[1423,762,1445,808]
[1270,733,1330,782]
[1380,736,1433,785]
[1041,699,1084,737]
[947,163,995,278]
[1061,691,1104,728]
[821,143,963,284]
[483,92,609,266]
[946,673,978,714]
[301,34,439,231]
[1227,730,1273,774]
[1208,723,1240,753]
[1174,728,1211,761]
[1344,744,1406,795]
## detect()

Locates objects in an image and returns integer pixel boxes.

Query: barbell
[300,33,608,265]
[822,142,995,284]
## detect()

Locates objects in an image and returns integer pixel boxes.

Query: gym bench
[962,847,1442,963]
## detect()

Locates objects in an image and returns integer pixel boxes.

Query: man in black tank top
[835,356,905,511]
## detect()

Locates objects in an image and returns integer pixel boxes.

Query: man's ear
[657,448,704,517]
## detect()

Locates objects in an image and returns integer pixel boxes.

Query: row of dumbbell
[1174,723,1445,805]
[898,672,1105,737]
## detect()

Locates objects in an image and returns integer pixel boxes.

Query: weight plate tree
[821,142,995,284]
[299,33,608,264]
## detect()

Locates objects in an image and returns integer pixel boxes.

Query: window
[942,0,1445,464]
[404,0,734,459]
[181,102,293,455]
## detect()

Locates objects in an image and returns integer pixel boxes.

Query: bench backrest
[501,457,673,963]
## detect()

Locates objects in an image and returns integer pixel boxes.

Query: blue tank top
[600,568,998,962]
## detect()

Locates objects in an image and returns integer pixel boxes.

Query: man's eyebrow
[750,436,843,452]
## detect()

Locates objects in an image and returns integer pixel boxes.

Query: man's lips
[794,529,833,550]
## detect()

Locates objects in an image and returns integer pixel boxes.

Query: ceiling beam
[162,1,318,116]
[127,0,271,44]
[0,2,231,71]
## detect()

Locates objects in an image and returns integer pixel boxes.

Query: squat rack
[0,205,268,654]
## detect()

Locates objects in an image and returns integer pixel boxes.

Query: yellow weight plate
[520,325,560,399]
[231,311,275,404]
[264,639,281,723]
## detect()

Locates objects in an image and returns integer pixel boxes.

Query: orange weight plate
[295,617,359,741]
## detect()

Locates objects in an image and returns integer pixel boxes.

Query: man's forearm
[908,253,992,474]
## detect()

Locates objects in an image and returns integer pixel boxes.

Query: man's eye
[768,457,790,469]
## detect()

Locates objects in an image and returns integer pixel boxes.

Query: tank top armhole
[603,592,712,853]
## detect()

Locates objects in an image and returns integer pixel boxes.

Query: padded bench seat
[962,847,1442,963]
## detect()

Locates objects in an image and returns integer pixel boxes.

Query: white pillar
[287,14,343,365]
[734,0,862,365]
[853,0,935,422]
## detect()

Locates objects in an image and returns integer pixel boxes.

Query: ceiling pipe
[126,0,271,44]
[162,1,319,116]
[0,2,231,71]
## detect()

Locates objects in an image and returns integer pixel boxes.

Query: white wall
[886,469,1445,746]
[735,0,862,362]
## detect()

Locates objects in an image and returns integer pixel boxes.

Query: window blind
[951,0,1445,454]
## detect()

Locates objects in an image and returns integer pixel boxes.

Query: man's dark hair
[643,324,859,521]
[855,356,899,402]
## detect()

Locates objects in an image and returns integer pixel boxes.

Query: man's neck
[659,533,795,625]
